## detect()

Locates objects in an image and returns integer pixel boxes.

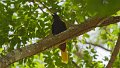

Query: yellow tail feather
[61,50,68,64]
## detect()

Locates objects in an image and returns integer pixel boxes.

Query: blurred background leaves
[0,0,120,68]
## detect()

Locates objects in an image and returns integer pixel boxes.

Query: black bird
[52,13,68,63]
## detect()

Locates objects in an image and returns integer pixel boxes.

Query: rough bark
[106,34,120,68]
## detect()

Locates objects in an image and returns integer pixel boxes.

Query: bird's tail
[59,43,68,63]
[61,49,68,63]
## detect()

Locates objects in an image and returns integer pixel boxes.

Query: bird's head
[52,13,60,19]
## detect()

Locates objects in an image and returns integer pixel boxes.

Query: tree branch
[72,61,80,68]
[106,34,120,68]
[33,0,45,13]
[0,16,120,68]
[39,1,53,14]
[86,42,111,52]
[98,16,120,26]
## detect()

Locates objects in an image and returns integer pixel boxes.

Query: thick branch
[106,34,120,68]
[98,16,120,26]
[0,16,120,68]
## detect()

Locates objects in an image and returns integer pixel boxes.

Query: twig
[32,0,45,13]
[37,4,45,13]
[86,42,111,52]
[39,1,53,14]
[106,34,120,68]
[72,61,80,68]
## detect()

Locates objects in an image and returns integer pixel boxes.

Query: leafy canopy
[0,0,120,68]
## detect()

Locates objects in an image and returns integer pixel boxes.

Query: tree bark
[106,34,120,68]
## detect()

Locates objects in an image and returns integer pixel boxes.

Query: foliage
[0,0,120,68]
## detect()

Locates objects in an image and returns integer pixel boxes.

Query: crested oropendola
[52,13,68,63]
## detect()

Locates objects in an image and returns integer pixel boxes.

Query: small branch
[106,34,120,68]
[37,4,45,13]
[39,1,53,14]
[86,42,111,52]
[32,0,45,13]
[72,61,80,68]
